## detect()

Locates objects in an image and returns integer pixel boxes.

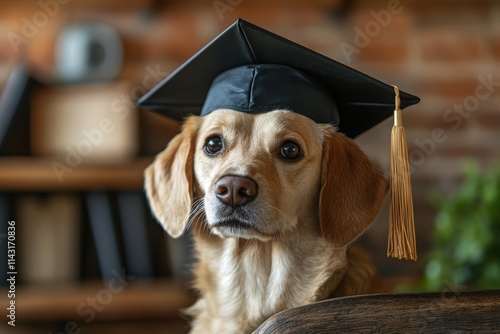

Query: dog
[144,108,388,333]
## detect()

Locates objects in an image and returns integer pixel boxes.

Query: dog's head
[145,109,388,247]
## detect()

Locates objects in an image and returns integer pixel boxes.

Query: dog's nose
[215,175,258,207]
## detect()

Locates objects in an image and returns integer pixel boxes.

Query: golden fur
[145,109,388,333]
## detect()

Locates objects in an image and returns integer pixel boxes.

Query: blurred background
[0,0,499,333]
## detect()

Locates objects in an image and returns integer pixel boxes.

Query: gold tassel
[388,85,417,260]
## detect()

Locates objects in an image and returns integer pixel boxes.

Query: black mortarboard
[137,18,419,138]
[139,19,419,260]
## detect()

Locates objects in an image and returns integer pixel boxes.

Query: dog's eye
[204,136,224,156]
[280,141,301,161]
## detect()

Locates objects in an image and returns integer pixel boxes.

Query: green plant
[408,162,500,292]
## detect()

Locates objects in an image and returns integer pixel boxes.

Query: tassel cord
[388,85,417,261]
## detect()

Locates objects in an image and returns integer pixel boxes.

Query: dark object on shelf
[117,191,153,278]
[85,191,124,282]
[0,65,41,155]
[56,23,123,83]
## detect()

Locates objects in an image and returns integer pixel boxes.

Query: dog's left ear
[319,128,389,248]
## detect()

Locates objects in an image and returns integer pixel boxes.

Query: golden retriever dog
[144,108,388,333]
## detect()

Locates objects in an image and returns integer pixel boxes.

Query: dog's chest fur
[188,230,348,333]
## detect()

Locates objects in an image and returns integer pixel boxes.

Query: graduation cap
[138,19,419,260]
[138,18,419,138]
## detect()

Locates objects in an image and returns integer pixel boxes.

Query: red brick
[420,27,482,63]
[356,38,408,64]
[490,39,500,60]
[410,0,490,24]
[404,112,449,131]
[0,39,17,65]
[25,20,64,70]
[349,6,412,32]
[438,146,491,159]
[416,79,480,99]
[473,110,500,129]
[340,9,412,64]
[167,0,337,6]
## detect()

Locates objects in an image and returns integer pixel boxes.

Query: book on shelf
[16,194,81,284]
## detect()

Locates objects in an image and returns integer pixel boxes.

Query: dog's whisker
[265,203,295,226]
[186,198,207,236]
[241,238,253,252]
[256,202,296,241]
[186,199,203,228]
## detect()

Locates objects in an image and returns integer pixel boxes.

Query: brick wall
[323,0,500,276]
[1,0,499,277]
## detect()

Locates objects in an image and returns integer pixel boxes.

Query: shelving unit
[0,280,195,334]
[0,157,152,191]
[7,280,194,320]
[0,157,194,333]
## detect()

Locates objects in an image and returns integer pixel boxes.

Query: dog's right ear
[144,117,200,238]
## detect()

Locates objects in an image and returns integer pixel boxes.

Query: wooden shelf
[0,157,153,191]
[2,279,195,322]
